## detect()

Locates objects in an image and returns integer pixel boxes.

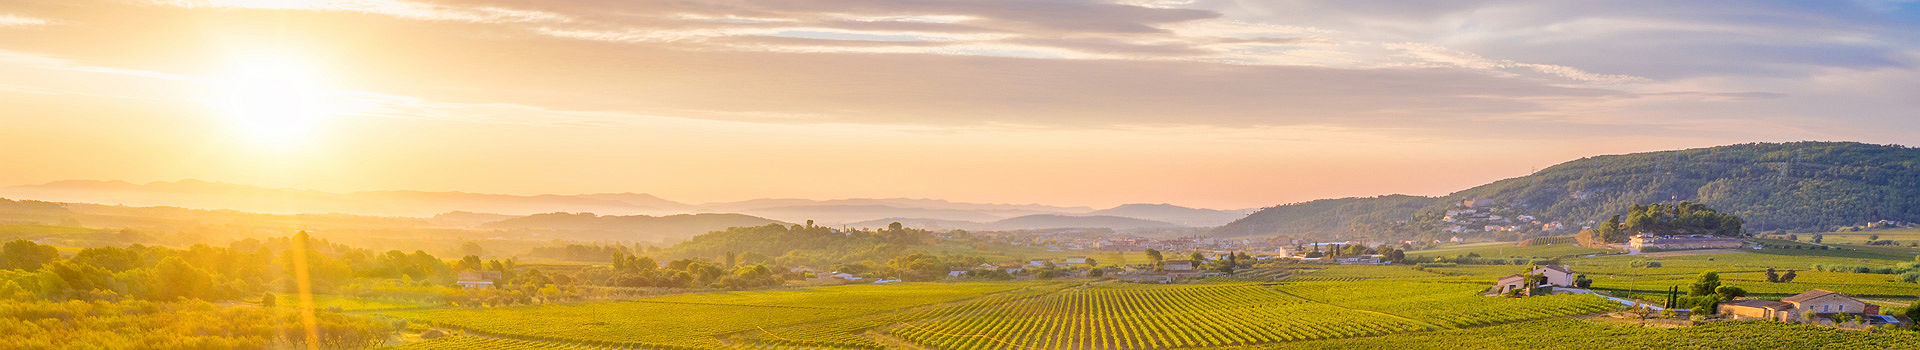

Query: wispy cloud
[152,0,570,23]
[0,13,52,27]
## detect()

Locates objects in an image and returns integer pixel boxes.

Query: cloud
[150,0,570,23]
[0,13,52,27]
[4,0,1916,146]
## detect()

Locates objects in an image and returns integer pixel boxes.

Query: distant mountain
[1087,203,1251,227]
[1213,142,1920,239]
[427,211,519,228]
[985,214,1182,231]
[852,214,1183,232]
[480,212,784,242]
[843,217,984,230]
[703,198,1090,224]
[0,180,698,217]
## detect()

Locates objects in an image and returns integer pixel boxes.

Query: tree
[1689,271,1721,296]
[1088,269,1104,278]
[1780,270,1797,283]
[1381,248,1406,263]
[153,256,218,300]
[724,251,738,268]
[1574,274,1593,288]
[887,222,904,231]
[460,242,484,257]
[1,240,59,271]
[1812,234,1824,244]
[1714,285,1747,300]
[1765,268,1779,283]
[1190,252,1205,263]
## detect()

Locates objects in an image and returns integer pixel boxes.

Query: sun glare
[210,52,338,145]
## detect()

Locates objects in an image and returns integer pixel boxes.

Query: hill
[1086,203,1251,227]
[846,214,1186,232]
[984,214,1182,231]
[1214,142,1920,240]
[480,212,784,242]
[702,198,1090,224]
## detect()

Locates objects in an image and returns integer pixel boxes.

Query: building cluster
[1440,199,1565,234]
[1628,234,1744,251]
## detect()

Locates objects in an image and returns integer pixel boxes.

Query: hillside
[1214,142,1920,239]
[1086,203,1251,227]
[984,214,1182,231]
[480,212,784,242]
[846,214,1186,232]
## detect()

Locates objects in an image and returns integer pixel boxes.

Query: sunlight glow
[210,51,338,145]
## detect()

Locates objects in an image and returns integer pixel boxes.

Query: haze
[3,0,1917,209]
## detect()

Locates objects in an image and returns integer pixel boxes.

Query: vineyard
[374,248,1920,349]
[389,336,572,350]
[1260,318,1920,349]
[380,282,1050,349]
[886,283,1435,349]
[1271,281,1621,328]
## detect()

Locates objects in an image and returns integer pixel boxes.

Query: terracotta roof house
[1721,290,1877,326]
[1720,299,1796,321]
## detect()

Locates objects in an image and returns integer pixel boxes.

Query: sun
[210,52,338,145]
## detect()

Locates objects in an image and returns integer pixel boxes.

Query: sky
[0,0,1916,210]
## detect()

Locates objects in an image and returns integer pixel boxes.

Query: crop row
[887,283,1433,350]
[1271,281,1621,327]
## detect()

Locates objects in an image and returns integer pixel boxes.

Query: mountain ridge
[1212,141,1920,240]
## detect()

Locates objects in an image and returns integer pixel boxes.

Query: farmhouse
[1720,290,1906,327]
[1162,260,1196,272]
[455,270,494,289]
[1492,274,1528,295]
[1064,256,1090,265]
[1630,234,1742,251]
[1529,265,1576,287]
[1490,265,1577,295]
[1121,273,1175,283]
[1720,299,1796,321]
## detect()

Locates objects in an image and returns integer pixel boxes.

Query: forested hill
[1213,142,1920,239]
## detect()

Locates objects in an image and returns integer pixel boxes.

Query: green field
[1408,242,1614,260]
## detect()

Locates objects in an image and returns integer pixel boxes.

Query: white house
[1529,265,1576,287]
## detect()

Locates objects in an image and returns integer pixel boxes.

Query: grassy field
[1804,227,1920,245]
